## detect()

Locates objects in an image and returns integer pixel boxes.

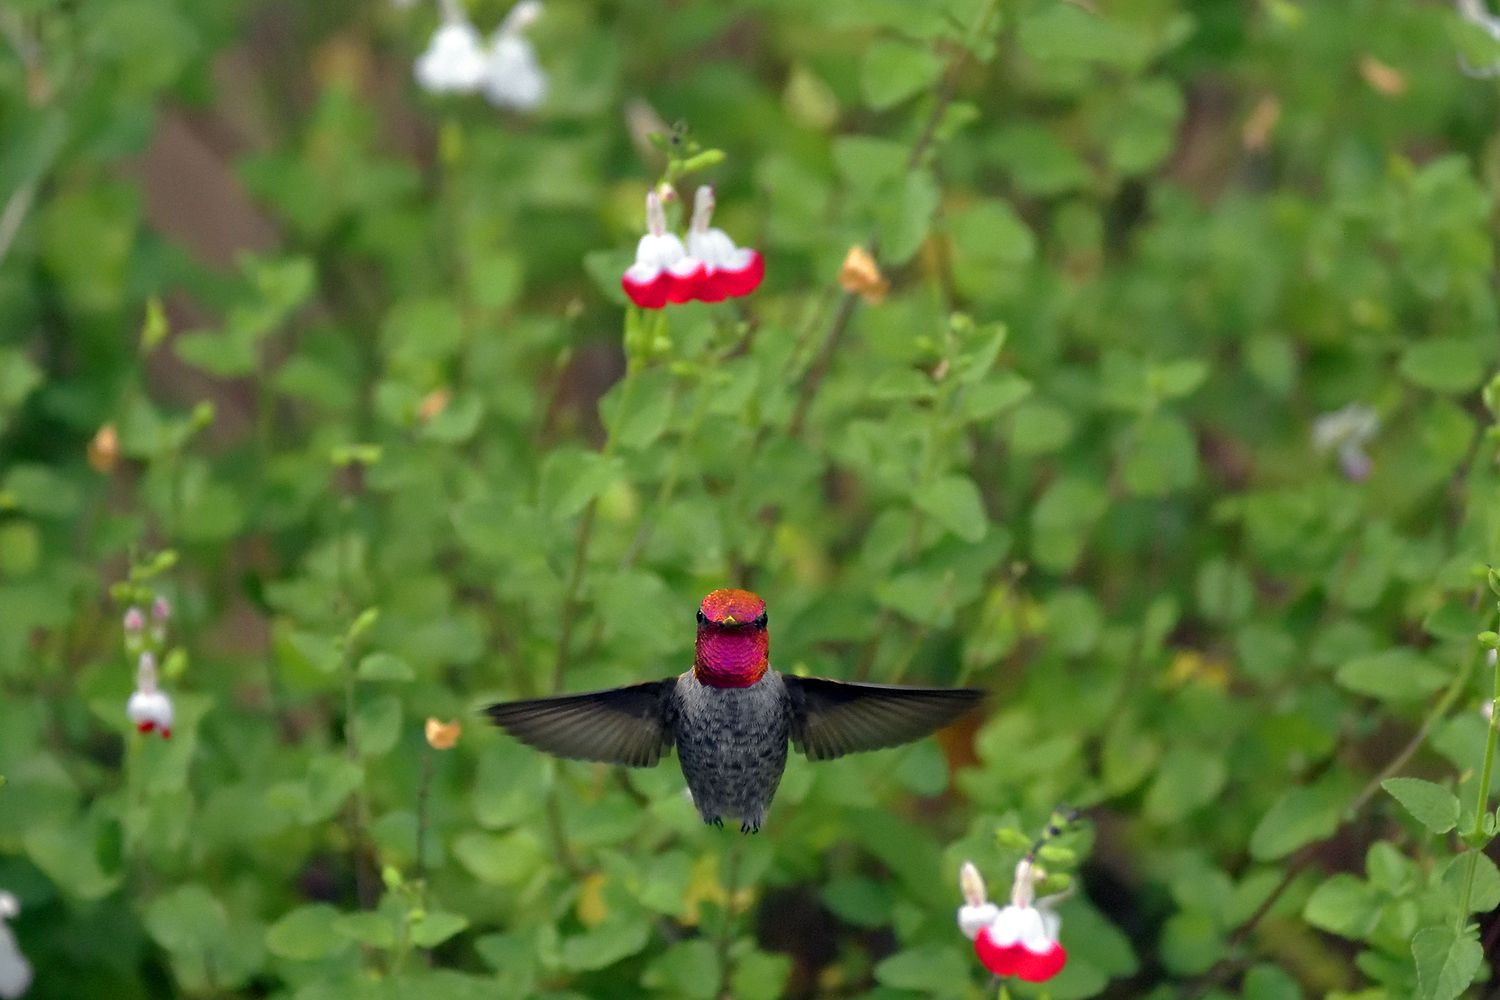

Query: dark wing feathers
[484,680,676,767]
[785,676,982,761]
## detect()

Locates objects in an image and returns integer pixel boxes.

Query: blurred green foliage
[6,0,1500,997]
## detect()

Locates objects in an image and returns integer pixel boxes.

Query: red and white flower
[686,186,764,302]
[622,191,693,309]
[126,652,174,739]
[957,859,1067,983]
[621,186,762,309]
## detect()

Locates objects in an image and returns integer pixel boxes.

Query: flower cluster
[622,186,763,309]
[414,0,546,111]
[1312,402,1378,482]
[0,891,31,999]
[123,600,174,739]
[957,859,1067,983]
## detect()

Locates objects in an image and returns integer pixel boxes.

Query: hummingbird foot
[705,816,724,829]
[739,820,760,834]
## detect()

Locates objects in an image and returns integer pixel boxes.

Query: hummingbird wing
[784,676,982,762]
[484,680,677,767]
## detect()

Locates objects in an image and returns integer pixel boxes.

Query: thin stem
[714,838,746,999]
[548,364,642,693]
[1459,649,1500,925]
[415,745,435,890]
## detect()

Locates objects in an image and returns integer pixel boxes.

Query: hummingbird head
[694,588,769,688]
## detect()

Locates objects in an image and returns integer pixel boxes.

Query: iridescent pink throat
[693,626,769,688]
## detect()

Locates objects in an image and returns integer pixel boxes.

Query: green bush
[6,0,1500,997]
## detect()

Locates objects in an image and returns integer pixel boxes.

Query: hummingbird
[485,588,982,833]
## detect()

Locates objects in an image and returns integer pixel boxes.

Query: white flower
[1312,403,1379,482]
[482,1,547,110]
[415,20,488,94]
[0,892,32,1000]
[126,652,174,739]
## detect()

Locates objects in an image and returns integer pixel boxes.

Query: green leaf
[641,939,720,1000]
[1242,964,1304,1000]
[860,40,943,110]
[538,449,623,519]
[409,911,470,948]
[1412,925,1483,1000]
[1143,747,1226,823]
[1158,910,1225,975]
[1399,338,1490,394]
[1120,413,1199,497]
[144,884,230,958]
[354,695,402,757]
[1250,779,1346,860]
[877,169,940,264]
[1382,777,1460,834]
[1303,873,1381,940]
[1441,852,1500,914]
[297,755,364,823]
[335,911,398,949]
[730,949,793,1000]
[913,474,988,542]
[873,944,970,991]
[1030,476,1107,572]
[266,904,347,961]
[559,915,652,972]
[357,652,415,682]
[1194,557,1254,624]
[1336,649,1449,702]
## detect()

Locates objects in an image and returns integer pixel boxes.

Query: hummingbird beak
[721,615,738,626]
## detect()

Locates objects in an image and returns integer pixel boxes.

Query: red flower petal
[136,721,156,734]
[719,251,764,298]
[697,270,732,303]
[160,728,173,740]
[666,261,707,304]
[622,270,671,309]
[974,930,1023,976]
[1010,943,1066,983]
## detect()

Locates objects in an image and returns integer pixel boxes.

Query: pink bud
[151,596,171,623]
[123,607,145,634]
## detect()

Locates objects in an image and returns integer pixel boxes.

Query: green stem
[1458,647,1500,926]
[713,838,746,998]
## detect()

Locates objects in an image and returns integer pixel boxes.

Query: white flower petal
[957,903,999,940]
[127,690,174,731]
[988,904,1045,947]
[482,35,546,110]
[0,924,31,1000]
[415,22,488,93]
[1039,907,1061,945]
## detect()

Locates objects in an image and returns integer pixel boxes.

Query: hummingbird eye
[754,611,768,628]
[696,609,708,625]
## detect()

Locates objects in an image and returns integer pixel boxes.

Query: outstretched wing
[785,676,982,762]
[484,679,677,767]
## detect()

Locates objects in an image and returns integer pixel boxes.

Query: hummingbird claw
[740,821,760,834]
[706,816,723,828]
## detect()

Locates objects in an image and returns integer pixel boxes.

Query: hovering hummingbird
[485,588,983,832]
